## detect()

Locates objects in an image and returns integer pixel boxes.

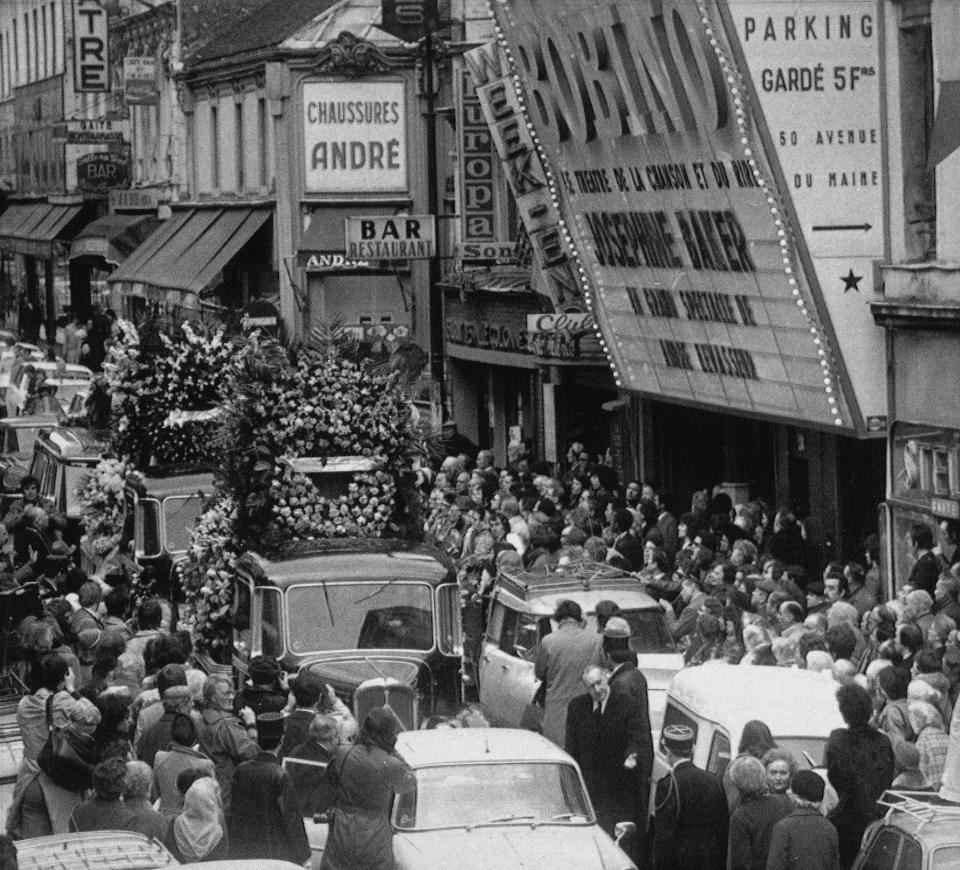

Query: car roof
[136,473,216,499]
[874,791,960,849]
[396,727,575,767]
[36,426,108,458]
[24,361,93,376]
[0,415,60,427]
[668,661,845,738]
[238,541,454,588]
[13,830,177,869]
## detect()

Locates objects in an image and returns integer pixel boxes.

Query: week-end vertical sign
[73,0,110,93]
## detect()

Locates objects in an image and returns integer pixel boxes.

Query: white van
[652,661,846,801]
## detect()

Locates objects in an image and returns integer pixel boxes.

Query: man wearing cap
[652,723,728,870]
[229,711,311,864]
[765,770,839,870]
[565,666,647,849]
[534,600,605,746]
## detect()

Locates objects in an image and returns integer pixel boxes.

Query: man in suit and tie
[565,665,646,850]
[652,724,729,870]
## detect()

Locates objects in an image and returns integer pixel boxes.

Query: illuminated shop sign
[458,69,497,244]
[302,80,407,193]
[727,0,886,424]
[491,0,855,430]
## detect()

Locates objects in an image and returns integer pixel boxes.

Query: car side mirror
[513,644,528,658]
[613,820,636,846]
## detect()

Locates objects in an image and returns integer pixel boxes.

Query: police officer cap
[661,724,694,750]
[256,712,285,741]
[602,616,632,639]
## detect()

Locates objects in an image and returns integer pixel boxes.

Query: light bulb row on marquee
[488,0,843,426]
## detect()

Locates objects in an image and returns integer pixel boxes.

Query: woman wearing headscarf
[727,756,792,870]
[320,707,416,870]
[166,776,229,863]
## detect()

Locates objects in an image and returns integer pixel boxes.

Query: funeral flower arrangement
[75,456,136,556]
[179,496,241,655]
[180,328,423,655]
[107,320,234,467]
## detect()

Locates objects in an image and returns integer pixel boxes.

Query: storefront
[0,198,98,342]
[872,263,960,595]
[480,0,893,557]
[106,203,275,327]
[443,277,611,464]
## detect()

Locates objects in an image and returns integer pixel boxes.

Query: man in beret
[228,712,311,865]
[766,770,839,870]
[652,723,728,870]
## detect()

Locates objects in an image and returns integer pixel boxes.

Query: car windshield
[164,495,205,552]
[776,737,828,768]
[393,762,592,830]
[287,582,434,653]
[621,609,677,653]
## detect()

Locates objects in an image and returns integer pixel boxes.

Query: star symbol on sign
[841,269,863,293]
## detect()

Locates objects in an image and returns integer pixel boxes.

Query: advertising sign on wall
[302,80,407,193]
[72,0,110,93]
[457,69,497,244]
[76,152,130,192]
[725,0,886,424]
[344,215,435,260]
[492,0,858,431]
[123,56,159,105]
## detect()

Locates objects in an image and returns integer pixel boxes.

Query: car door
[852,826,921,870]
[479,600,539,726]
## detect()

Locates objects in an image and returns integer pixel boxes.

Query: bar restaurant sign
[344,215,435,260]
[492,0,857,431]
[302,80,407,193]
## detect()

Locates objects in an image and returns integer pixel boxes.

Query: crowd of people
[420,433,960,869]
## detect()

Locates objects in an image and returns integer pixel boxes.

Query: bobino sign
[302,80,407,193]
[494,0,854,430]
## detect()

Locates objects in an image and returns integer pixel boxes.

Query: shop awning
[439,268,532,293]
[0,202,85,257]
[108,206,272,306]
[69,213,159,266]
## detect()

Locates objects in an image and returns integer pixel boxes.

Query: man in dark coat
[235,655,289,719]
[565,665,647,841]
[825,683,895,869]
[652,724,728,870]
[279,671,324,758]
[229,712,311,865]
[906,522,939,598]
[285,714,339,817]
[602,617,654,823]
[766,770,839,870]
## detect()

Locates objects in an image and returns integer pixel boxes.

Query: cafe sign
[491,0,856,431]
[76,152,129,193]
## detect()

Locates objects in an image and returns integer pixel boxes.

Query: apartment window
[49,3,55,73]
[32,10,38,80]
[235,101,244,191]
[23,14,29,82]
[210,104,219,189]
[899,11,935,260]
[40,6,46,77]
[257,97,267,188]
[1,34,5,97]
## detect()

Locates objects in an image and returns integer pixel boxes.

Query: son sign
[73,0,110,93]
[303,81,407,193]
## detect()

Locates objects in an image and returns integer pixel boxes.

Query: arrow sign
[812,223,872,232]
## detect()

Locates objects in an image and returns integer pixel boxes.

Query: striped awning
[0,202,85,257]
[439,268,532,294]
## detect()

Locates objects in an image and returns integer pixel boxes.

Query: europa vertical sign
[457,69,497,244]
[302,80,407,193]
[72,0,110,93]
[492,0,857,430]
[725,0,887,425]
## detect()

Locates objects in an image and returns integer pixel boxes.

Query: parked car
[852,790,960,870]
[478,560,683,731]
[13,831,305,870]
[387,727,637,870]
[28,426,108,540]
[650,661,845,814]
[4,360,93,416]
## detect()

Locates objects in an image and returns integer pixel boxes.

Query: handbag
[37,694,97,791]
